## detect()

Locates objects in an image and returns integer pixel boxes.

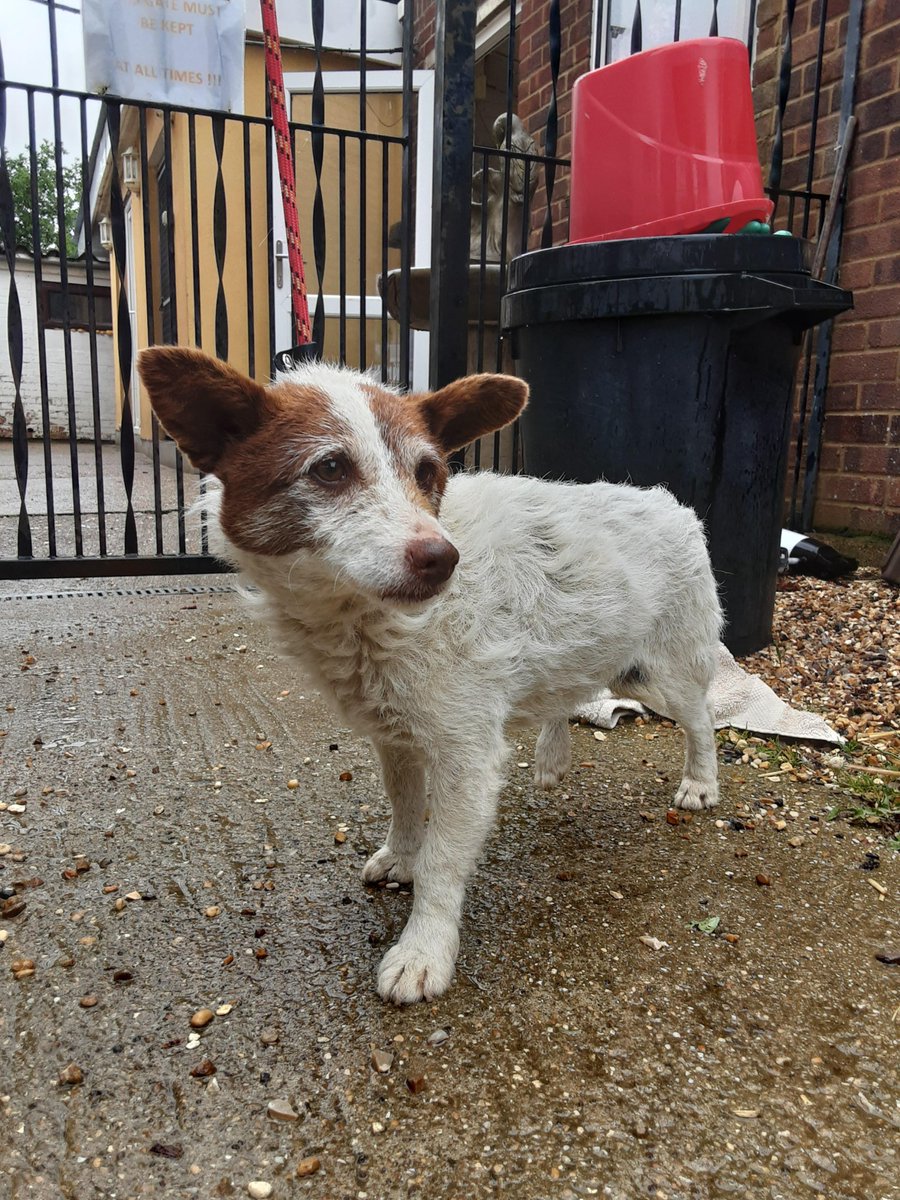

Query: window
[40,280,113,331]
[593,0,756,69]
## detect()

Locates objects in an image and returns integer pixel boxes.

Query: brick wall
[412,0,436,67]
[412,0,588,246]
[516,0,591,244]
[0,257,116,442]
[754,0,899,535]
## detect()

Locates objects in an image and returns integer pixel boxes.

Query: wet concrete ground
[1,580,898,1200]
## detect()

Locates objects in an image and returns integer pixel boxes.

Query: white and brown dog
[138,347,723,1005]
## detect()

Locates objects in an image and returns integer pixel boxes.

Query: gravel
[748,569,898,736]
[737,568,899,824]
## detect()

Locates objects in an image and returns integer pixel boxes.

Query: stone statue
[470,113,539,264]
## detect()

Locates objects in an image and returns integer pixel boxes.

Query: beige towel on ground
[573,643,842,744]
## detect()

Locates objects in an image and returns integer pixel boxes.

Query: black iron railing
[1,0,415,579]
[0,0,861,579]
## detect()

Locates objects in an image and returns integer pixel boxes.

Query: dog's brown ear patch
[418,373,529,455]
[137,347,270,474]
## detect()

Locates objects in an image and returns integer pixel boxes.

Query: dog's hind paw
[534,720,572,790]
[377,933,457,1005]
[534,763,568,790]
[673,778,719,811]
[362,846,416,885]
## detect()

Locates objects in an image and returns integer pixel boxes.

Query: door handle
[275,239,288,289]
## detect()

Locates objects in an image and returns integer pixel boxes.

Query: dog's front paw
[362,846,416,885]
[673,777,719,811]
[377,930,458,1005]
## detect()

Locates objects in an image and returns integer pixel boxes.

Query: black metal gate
[0,0,859,580]
[1,0,421,579]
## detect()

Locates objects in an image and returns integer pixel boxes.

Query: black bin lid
[506,234,814,294]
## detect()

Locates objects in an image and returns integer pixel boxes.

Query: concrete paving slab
[0,583,897,1199]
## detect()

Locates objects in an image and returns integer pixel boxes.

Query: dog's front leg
[376,733,507,1005]
[362,742,426,885]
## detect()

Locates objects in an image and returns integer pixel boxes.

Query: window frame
[39,278,113,333]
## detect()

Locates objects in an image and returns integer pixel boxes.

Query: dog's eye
[310,455,349,486]
[415,460,438,492]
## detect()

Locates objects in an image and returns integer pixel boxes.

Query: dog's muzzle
[384,535,459,603]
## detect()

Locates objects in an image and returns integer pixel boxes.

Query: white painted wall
[0,255,116,442]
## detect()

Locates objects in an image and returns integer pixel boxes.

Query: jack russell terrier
[138,347,722,1005]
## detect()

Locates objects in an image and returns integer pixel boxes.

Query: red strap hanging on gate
[260,0,312,348]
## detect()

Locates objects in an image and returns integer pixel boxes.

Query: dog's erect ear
[417,373,529,455]
[137,346,270,474]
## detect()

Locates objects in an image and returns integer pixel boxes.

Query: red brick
[862,0,900,28]
[754,48,780,86]
[820,474,885,506]
[825,413,891,443]
[823,382,860,411]
[801,48,843,93]
[852,159,900,200]
[851,286,900,321]
[754,77,779,118]
[756,25,779,56]
[880,190,900,221]
[818,444,844,473]
[868,319,900,349]
[855,61,897,104]
[828,349,898,384]
[821,0,850,19]
[843,191,881,228]
[857,92,900,135]
[811,501,871,532]
[863,21,900,72]
[837,259,874,290]
[873,257,900,286]
[843,225,900,260]
[855,129,888,165]
[844,505,897,534]
[832,321,868,352]
[778,92,810,134]
[517,10,543,37]
[859,382,900,412]
[792,24,837,65]
[813,110,841,149]
[842,444,900,475]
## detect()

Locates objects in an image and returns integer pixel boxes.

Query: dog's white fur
[138,350,723,1005]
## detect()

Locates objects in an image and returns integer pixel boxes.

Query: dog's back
[434,471,721,724]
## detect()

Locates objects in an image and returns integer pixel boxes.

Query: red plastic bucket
[569,38,773,243]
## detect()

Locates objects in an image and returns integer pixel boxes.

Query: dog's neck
[235,545,439,634]
[229,543,445,740]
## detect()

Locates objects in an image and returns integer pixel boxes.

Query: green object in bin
[697,217,774,236]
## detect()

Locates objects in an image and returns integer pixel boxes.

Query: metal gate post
[429,0,476,390]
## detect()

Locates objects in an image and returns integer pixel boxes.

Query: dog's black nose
[405,537,459,587]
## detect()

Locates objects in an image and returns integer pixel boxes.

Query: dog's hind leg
[655,677,719,811]
[668,682,719,810]
[362,743,426,885]
[377,728,508,1005]
[534,718,571,789]
[620,665,719,811]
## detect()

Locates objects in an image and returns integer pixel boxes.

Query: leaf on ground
[690,916,721,935]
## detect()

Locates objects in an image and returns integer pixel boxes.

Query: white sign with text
[83,0,245,112]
